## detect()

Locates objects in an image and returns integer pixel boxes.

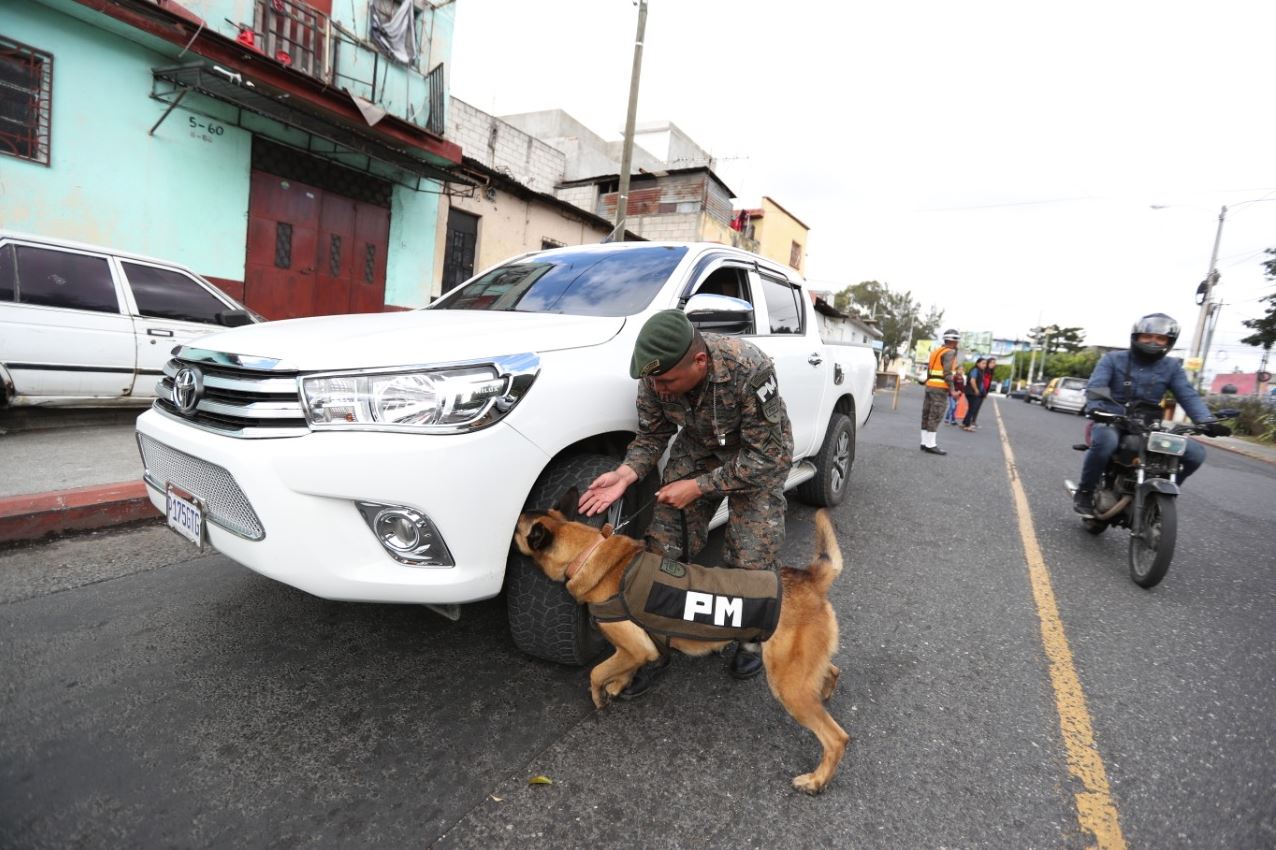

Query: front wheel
[796,412,854,507]
[506,453,651,665]
[1128,492,1177,588]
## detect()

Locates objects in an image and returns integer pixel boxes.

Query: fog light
[356,502,454,567]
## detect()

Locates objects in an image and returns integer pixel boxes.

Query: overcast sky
[450,1,1276,376]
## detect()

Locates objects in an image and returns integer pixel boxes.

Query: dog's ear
[554,486,580,520]
[527,520,554,551]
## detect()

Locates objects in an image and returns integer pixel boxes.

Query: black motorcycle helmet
[1129,313,1180,360]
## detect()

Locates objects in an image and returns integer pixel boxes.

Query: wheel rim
[831,430,851,493]
[1130,500,1160,577]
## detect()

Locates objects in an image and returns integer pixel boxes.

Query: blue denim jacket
[1085,350,1213,423]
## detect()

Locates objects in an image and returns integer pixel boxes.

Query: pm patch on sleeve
[750,367,782,424]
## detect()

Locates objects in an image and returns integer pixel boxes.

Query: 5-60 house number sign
[188,116,226,143]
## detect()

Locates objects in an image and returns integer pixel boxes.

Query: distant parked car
[1,231,261,407]
[1043,376,1087,414]
[1024,381,1047,404]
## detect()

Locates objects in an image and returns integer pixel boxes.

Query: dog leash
[610,496,656,535]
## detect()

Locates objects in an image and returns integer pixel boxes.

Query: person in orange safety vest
[920,329,960,455]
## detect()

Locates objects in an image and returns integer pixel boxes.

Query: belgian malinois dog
[513,491,850,794]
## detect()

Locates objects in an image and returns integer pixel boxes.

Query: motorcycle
[1064,389,1238,588]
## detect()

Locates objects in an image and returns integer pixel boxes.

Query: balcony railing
[252,0,332,83]
[242,0,445,137]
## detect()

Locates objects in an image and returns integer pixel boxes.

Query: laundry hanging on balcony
[369,0,421,64]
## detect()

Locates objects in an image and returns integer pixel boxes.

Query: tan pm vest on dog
[589,551,781,643]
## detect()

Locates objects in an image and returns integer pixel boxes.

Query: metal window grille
[363,243,376,283]
[0,36,53,166]
[275,222,293,268]
[329,234,342,276]
[253,0,332,83]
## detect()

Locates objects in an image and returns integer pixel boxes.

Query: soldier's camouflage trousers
[921,388,948,432]
[644,448,787,571]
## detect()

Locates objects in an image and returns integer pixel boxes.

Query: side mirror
[684,293,753,334]
[217,309,254,327]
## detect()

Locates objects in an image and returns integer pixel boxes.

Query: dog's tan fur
[514,497,850,794]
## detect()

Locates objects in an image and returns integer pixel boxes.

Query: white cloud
[451,0,1276,375]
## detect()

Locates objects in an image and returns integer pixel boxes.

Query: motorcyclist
[1073,313,1231,516]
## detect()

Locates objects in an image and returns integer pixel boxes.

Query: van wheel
[796,412,854,507]
[506,453,651,666]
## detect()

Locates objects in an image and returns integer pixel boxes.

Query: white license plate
[166,485,204,548]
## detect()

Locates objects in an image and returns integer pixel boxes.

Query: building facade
[432,99,623,295]
[4,0,466,319]
[734,196,809,273]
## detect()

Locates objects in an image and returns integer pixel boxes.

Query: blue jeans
[944,396,958,423]
[1079,424,1207,491]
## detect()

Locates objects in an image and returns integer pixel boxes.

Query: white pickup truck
[135,242,877,664]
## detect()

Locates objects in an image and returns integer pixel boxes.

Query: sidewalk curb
[0,481,159,545]
[1192,435,1276,467]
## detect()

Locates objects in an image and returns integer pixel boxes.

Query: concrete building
[733,197,810,273]
[498,110,759,251]
[5,0,468,319]
[432,99,629,295]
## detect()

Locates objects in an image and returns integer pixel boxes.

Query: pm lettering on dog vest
[590,551,780,643]
[683,591,743,627]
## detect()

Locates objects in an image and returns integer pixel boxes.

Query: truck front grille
[138,433,266,540]
[154,357,309,438]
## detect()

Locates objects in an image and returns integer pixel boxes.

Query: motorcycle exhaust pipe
[1095,495,1131,522]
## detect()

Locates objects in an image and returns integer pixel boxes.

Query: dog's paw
[591,688,611,710]
[791,773,827,795]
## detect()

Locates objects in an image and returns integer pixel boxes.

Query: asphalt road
[2,387,1273,849]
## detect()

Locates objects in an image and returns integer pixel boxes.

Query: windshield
[432,246,688,317]
[1061,378,1087,390]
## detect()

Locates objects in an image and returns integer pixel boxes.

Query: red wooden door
[314,193,356,315]
[245,171,389,319]
[245,171,321,320]
[349,201,389,313]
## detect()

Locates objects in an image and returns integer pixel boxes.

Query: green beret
[630,309,694,379]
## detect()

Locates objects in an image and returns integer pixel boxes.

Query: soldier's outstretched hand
[579,466,637,517]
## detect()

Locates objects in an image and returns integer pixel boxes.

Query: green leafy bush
[1210,398,1276,443]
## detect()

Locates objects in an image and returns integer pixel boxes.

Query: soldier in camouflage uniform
[579,309,794,690]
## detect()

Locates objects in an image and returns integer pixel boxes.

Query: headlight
[1147,432,1187,457]
[300,353,539,433]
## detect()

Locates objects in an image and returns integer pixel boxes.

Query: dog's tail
[805,509,843,595]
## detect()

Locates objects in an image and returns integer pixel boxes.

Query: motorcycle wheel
[1083,518,1108,535]
[1128,492,1177,588]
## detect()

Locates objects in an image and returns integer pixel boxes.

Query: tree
[833,280,884,316]
[1027,324,1087,355]
[832,281,943,364]
[1043,349,1102,380]
[1239,248,1276,380]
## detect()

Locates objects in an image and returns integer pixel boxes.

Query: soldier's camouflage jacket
[622,334,794,494]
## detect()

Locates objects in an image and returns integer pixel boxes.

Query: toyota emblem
[172,367,203,415]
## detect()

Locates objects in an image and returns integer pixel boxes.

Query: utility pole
[1186,205,1227,389]
[609,0,648,242]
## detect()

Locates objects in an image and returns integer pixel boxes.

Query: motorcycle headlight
[1147,432,1187,457]
[300,353,539,433]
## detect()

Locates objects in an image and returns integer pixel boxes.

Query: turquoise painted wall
[386,184,440,307]
[4,0,452,306]
[3,3,251,280]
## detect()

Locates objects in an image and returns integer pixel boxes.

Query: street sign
[1185,357,1203,371]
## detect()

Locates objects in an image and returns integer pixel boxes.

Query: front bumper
[136,408,549,604]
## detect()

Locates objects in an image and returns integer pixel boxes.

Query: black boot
[729,642,763,680]
[618,654,671,700]
[1073,489,1096,517]
[920,445,947,455]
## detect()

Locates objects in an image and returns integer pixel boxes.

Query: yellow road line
[993,401,1128,850]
